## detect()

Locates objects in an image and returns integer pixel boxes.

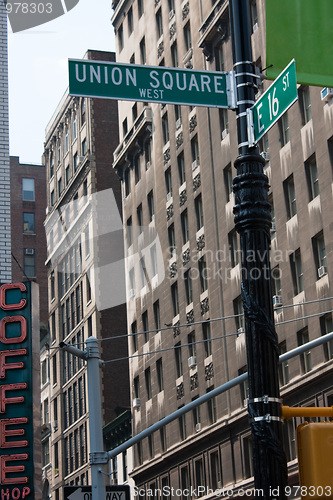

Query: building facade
[0,1,11,283]
[43,50,129,499]
[111,0,333,496]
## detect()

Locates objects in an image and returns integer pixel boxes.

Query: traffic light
[297,421,333,498]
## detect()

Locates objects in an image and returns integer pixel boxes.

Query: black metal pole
[229,0,288,497]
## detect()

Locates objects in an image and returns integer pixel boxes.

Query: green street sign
[247,59,298,145]
[69,59,236,109]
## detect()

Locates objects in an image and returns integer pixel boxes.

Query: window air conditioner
[195,423,201,432]
[260,151,269,162]
[132,398,141,408]
[270,222,276,233]
[273,295,283,308]
[237,327,244,334]
[221,128,228,140]
[129,289,135,299]
[321,88,333,101]
[318,266,327,278]
[188,356,197,368]
[146,161,151,169]
[25,248,35,255]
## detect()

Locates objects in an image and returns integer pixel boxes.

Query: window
[65,165,71,185]
[171,282,179,317]
[284,175,297,219]
[300,86,312,124]
[279,112,290,146]
[147,190,154,222]
[305,156,319,200]
[82,138,87,155]
[23,213,35,233]
[175,105,182,124]
[73,153,78,171]
[250,0,258,31]
[24,250,35,277]
[145,141,151,168]
[198,256,208,293]
[124,168,131,197]
[22,178,35,201]
[272,266,282,298]
[165,167,172,197]
[178,152,186,185]
[224,164,233,201]
[137,204,143,228]
[219,108,229,138]
[150,243,157,277]
[312,232,327,276]
[192,401,200,431]
[81,99,86,125]
[72,113,77,139]
[160,427,166,453]
[290,249,304,295]
[239,366,249,406]
[134,375,140,399]
[122,118,128,137]
[156,358,164,392]
[243,435,254,478]
[320,314,333,360]
[179,413,186,441]
[153,300,161,330]
[234,296,244,333]
[140,37,146,64]
[191,135,199,164]
[127,217,132,246]
[138,0,143,18]
[229,230,239,267]
[84,225,90,258]
[134,156,141,184]
[215,44,224,72]
[156,9,163,38]
[50,151,54,178]
[181,210,189,244]
[142,311,148,342]
[202,321,212,357]
[175,342,183,377]
[162,113,169,145]
[279,341,289,386]
[127,6,133,34]
[195,194,204,231]
[210,451,222,489]
[188,331,196,357]
[145,367,152,399]
[184,270,193,305]
[207,387,217,424]
[132,102,137,122]
[168,224,176,256]
[298,327,311,373]
[132,321,138,352]
[195,459,205,493]
[184,22,192,52]
[168,0,175,13]
[171,43,178,67]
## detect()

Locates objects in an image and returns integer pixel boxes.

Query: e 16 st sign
[247,59,297,145]
[69,59,236,109]
[0,282,39,500]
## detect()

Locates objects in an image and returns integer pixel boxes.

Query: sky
[7,0,116,165]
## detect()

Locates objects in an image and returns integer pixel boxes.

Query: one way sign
[64,485,130,500]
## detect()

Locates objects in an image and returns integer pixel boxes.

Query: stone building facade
[111,0,333,496]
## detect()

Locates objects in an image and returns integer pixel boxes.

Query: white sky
[8,0,116,165]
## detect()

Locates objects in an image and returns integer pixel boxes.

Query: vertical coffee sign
[0,282,40,499]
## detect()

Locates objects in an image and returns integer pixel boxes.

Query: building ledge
[198,0,229,56]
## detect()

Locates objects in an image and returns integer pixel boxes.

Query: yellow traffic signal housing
[297,421,333,498]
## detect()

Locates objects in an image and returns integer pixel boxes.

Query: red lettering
[0,283,27,311]
[22,487,30,498]
[12,489,20,500]
[0,284,26,311]
[1,489,9,500]
[0,384,27,414]
[0,418,28,448]
[0,351,26,379]
[0,317,27,345]
[0,454,28,485]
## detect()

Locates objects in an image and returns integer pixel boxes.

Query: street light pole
[229,0,288,497]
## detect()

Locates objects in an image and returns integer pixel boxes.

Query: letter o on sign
[0,316,27,344]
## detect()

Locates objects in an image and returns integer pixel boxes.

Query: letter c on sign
[0,317,27,344]
[0,283,26,311]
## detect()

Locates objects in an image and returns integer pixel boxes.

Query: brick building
[111,0,333,496]
[0,1,11,283]
[42,50,129,499]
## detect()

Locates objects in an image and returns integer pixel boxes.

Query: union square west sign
[69,59,237,109]
[0,282,40,499]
